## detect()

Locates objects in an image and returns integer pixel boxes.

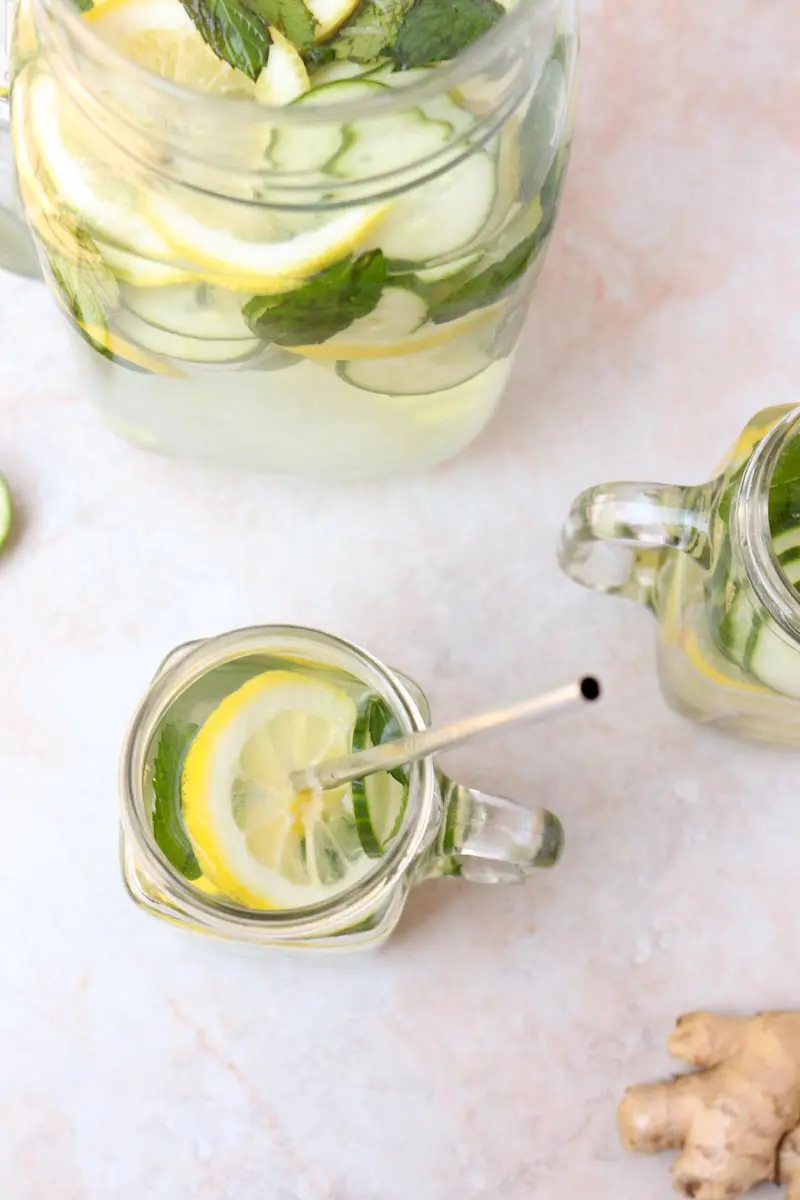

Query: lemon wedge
[85,0,256,96]
[181,670,371,909]
[255,28,310,105]
[307,0,361,40]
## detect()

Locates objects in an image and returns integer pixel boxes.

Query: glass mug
[0,0,578,477]
[119,625,565,951]
[559,404,800,744]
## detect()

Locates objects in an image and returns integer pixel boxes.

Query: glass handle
[436,776,564,884]
[557,481,711,608]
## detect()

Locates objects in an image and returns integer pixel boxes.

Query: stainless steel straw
[291,676,601,793]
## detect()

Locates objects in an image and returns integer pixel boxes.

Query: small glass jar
[119,625,565,952]
[559,405,800,744]
[1,0,578,476]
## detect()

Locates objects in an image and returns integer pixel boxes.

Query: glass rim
[737,405,800,642]
[37,0,561,126]
[118,623,437,939]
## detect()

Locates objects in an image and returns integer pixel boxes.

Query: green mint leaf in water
[244,250,388,345]
[326,0,410,63]
[179,0,272,79]
[46,232,120,330]
[428,223,545,324]
[151,722,202,881]
[73,0,94,11]
[247,0,318,50]
[389,0,504,69]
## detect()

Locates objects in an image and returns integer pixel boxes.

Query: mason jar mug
[119,625,566,951]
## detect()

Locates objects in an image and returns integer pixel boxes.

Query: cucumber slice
[352,770,407,858]
[299,78,388,106]
[748,623,800,700]
[716,589,757,664]
[339,334,489,395]
[121,283,254,341]
[288,286,428,358]
[371,150,496,261]
[413,253,482,284]
[331,109,452,177]
[271,79,387,171]
[0,476,11,552]
[309,61,373,87]
[350,697,408,858]
[114,310,262,363]
[773,528,800,558]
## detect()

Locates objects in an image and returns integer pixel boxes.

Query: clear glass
[558,404,800,744]
[119,625,565,951]
[1,0,578,476]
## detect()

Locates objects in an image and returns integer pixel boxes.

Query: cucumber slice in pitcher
[0,476,11,552]
[114,310,262,364]
[121,282,255,341]
[372,151,497,262]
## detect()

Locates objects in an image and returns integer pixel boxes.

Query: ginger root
[618,1012,800,1200]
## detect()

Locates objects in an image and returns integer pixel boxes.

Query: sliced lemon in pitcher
[147,189,389,292]
[181,671,372,909]
[85,0,256,96]
[255,29,310,105]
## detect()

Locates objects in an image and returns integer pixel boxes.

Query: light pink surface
[2,1,800,1197]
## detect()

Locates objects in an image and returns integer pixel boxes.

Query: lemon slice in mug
[181,671,372,909]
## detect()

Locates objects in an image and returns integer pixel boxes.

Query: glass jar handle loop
[558,481,711,608]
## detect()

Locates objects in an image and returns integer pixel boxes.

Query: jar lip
[118,624,437,939]
[40,0,561,126]
[736,405,800,642]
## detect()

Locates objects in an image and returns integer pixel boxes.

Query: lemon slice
[147,190,389,291]
[181,670,371,909]
[26,73,177,264]
[307,0,361,39]
[255,28,310,105]
[85,0,256,96]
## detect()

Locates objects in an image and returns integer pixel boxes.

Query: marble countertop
[3,1,800,1197]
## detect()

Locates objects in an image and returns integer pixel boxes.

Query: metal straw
[291,676,601,793]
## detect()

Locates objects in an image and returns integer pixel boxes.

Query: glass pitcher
[559,404,800,744]
[0,0,578,477]
[119,625,566,951]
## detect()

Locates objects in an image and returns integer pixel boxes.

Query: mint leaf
[46,230,120,329]
[247,0,317,49]
[428,224,545,324]
[179,0,272,79]
[326,0,410,63]
[73,0,94,10]
[244,250,387,345]
[151,722,202,881]
[389,0,504,68]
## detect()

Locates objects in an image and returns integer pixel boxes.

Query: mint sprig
[151,722,202,881]
[388,0,504,68]
[324,0,410,63]
[426,224,545,324]
[248,0,317,49]
[179,0,272,79]
[244,250,388,345]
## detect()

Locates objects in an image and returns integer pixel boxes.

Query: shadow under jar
[3,0,578,476]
